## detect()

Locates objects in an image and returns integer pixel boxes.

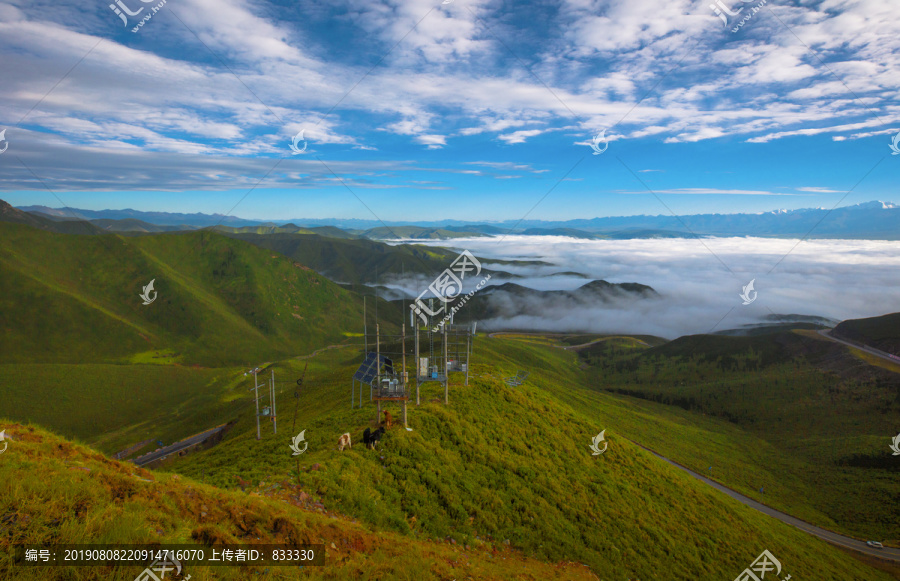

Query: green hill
[0,222,369,366]
[1,340,892,580]
[219,232,500,285]
[155,342,895,580]
[834,312,900,356]
[2,221,898,580]
[0,200,102,235]
[577,328,900,543]
[0,422,600,581]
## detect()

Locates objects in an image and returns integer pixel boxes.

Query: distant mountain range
[19,205,253,227]
[13,200,900,240]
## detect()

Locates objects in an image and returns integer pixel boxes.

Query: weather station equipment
[350,274,477,427]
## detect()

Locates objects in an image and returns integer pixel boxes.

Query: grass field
[2,332,898,579]
[574,330,900,543]
[0,422,602,581]
[3,222,899,579]
[0,223,382,367]
[0,363,248,455]
[150,340,896,580]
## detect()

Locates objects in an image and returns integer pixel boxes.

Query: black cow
[362,426,385,450]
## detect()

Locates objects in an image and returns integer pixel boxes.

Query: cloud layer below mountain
[402,236,900,338]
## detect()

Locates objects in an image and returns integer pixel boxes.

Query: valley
[1,217,898,580]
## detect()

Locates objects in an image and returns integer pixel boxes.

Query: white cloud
[614,188,808,196]
[796,187,842,193]
[2,0,900,190]
[416,134,447,149]
[498,129,545,144]
[407,236,900,338]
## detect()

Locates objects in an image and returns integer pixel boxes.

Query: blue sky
[0,0,898,222]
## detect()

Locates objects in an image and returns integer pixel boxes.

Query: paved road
[627,439,900,562]
[132,424,228,466]
[818,329,900,370]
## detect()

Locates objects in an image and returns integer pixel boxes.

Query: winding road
[132,424,229,467]
[818,329,900,370]
[628,439,900,562]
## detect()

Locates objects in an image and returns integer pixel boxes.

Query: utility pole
[375,323,381,422]
[402,320,407,387]
[271,368,277,435]
[253,369,261,440]
[402,319,408,428]
[444,322,449,405]
[466,326,471,386]
[415,317,420,405]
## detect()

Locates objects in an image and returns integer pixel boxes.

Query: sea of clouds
[385,236,900,339]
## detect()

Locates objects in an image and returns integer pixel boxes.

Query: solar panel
[353,352,377,382]
[352,353,391,385]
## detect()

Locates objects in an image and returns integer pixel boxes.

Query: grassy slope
[0,329,895,578]
[834,313,900,356]
[0,222,382,453]
[0,423,599,581]
[575,331,900,543]
[158,343,890,580]
[2,222,896,578]
[0,363,250,455]
[219,232,497,285]
[0,223,365,366]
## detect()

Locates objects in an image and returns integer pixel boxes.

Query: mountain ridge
[15,200,900,239]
